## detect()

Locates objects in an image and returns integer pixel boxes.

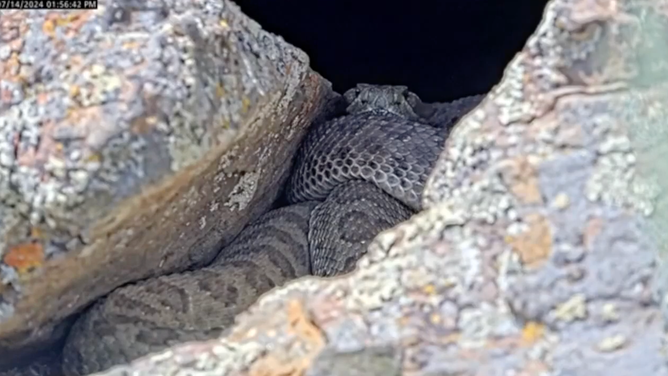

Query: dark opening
[236,0,550,102]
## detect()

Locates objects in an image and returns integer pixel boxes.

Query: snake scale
[60,84,446,375]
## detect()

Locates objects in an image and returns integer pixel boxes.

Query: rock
[0,0,335,366]
[86,0,668,375]
[305,345,402,376]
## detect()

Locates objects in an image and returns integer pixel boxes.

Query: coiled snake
[61,84,446,375]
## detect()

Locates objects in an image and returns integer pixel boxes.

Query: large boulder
[87,0,668,375]
[0,1,334,365]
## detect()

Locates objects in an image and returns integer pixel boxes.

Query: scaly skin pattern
[286,111,445,211]
[297,84,435,277]
[60,84,444,375]
[308,180,413,277]
[62,203,317,376]
[286,83,446,211]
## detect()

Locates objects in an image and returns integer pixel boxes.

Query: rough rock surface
[82,0,668,375]
[0,1,335,365]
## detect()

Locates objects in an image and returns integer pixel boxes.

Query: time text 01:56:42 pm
[0,0,97,9]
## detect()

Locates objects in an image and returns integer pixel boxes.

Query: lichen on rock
[0,1,335,368]
[86,0,668,375]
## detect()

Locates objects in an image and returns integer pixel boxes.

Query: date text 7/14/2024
[0,0,97,9]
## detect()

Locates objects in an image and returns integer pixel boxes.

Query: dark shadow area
[236,0,550,102]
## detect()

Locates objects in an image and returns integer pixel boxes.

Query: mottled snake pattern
[60,84,447,375]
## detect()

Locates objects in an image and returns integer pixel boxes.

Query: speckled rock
[0,1,334,365]
[87,0,668,375]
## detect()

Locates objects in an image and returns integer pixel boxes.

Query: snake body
[60,84,446,375]
[287,111,444,211]
[62,202,317,375]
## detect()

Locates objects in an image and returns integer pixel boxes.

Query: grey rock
[84,1,668,376]
[0,1,334,366]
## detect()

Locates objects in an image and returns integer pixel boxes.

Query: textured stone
[0,1,334,365]
[85,0,668,375]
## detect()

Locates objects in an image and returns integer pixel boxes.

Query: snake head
[343,83,424,121]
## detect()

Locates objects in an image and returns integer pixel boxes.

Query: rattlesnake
[60,84,447,375]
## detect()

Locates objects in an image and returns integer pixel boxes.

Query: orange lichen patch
[130,94,159,134]
[248,355,307,376]
[3,242,45,274]
[0,52,20,78]
[521,321,545,345]
[216,83,225,98]
[85,153,101,163]
[0,52,28,86]
[37,91,50,105]
[16,119,59,167]
[505,213,553,268]
[248,300,326,376]
[42,17,57,37]
[286,299,325,347]
[69,84,80,99]
[397,316,410,327]
[131,116,159,135]
[68,54,85,70]
[0,86,12,103]
[583,217,603,251]
[43,11,91,38]
[60,12,90,37]
[241,96,251,114]
[64,106,102,131]
[447,331,462,342]
[30,227,45,240]
[122,41,140,50]
[422,284,437,295]
[499,157,543,205]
